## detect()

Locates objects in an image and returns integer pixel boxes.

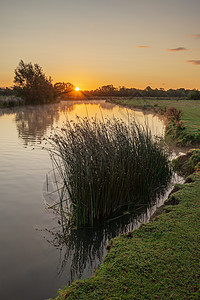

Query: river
[0,100,183,300]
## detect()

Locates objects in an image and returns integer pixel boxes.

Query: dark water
[0,100,183,300]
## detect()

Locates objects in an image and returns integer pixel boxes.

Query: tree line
[82,85,200,99]
[1,60,200,104]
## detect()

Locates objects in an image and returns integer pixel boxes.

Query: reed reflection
[40,163,180,283]
[40,145,180,284]
[40,212,149,282]
[41,181,156,283]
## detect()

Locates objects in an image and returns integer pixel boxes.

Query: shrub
[172,149,200,176]
[47,117,172,227]
[165,107,183,122]
[165,107,186,142]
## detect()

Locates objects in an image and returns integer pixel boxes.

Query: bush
[165,107,183,122]
[165,107,186,143]
[0,96,24,107]
[47,117,172,228]
[172,149,200,176]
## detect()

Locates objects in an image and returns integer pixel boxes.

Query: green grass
[47,117,172,228]
[110,98,200,145]
[51,169,200,300]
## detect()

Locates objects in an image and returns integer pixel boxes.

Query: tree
[13,60,56,104]
[187,89,200,100]
[54,82,75,97]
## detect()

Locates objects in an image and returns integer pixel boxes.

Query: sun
[75,87,80,91]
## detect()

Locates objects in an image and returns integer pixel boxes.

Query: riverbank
[51,166,200,299]
[49,100,200,299]
[108,98,200,146]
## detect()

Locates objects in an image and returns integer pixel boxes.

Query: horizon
[1,0,200,90]
[1,82,199,92]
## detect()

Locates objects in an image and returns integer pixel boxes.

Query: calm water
[0,100,181,300]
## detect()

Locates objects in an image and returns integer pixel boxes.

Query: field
[110,98,200,144]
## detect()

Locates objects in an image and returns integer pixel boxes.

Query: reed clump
[47,117,172,227]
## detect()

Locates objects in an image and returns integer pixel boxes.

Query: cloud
[136,46,149,48]
[187,60,200,65]
[167,47,188,52]
[191,34,200,39]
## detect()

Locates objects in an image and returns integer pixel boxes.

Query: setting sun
[75,87,80,91]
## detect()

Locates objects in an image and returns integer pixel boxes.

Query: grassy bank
[51,166,200,299]
[47,101,200,299]
[109,98,200,145]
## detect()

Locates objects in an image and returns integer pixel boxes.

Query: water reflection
[39,209,149,283]
[0,100,171,282]
[0,101,117,146]
[15,107,59,145]
[41,173,180,284]
[0,100,185,300]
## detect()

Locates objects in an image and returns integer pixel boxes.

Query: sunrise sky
[1,0,200,90]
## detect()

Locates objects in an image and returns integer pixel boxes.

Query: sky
[1,0,200,90]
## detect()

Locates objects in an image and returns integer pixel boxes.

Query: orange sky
[1,0,200,90]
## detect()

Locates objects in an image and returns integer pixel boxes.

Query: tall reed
[47,117,172,227]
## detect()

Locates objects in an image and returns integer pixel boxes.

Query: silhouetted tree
[13,60,56,104]
[54,82,75,98]
[187,89,200,100]
[100,84,116,92]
